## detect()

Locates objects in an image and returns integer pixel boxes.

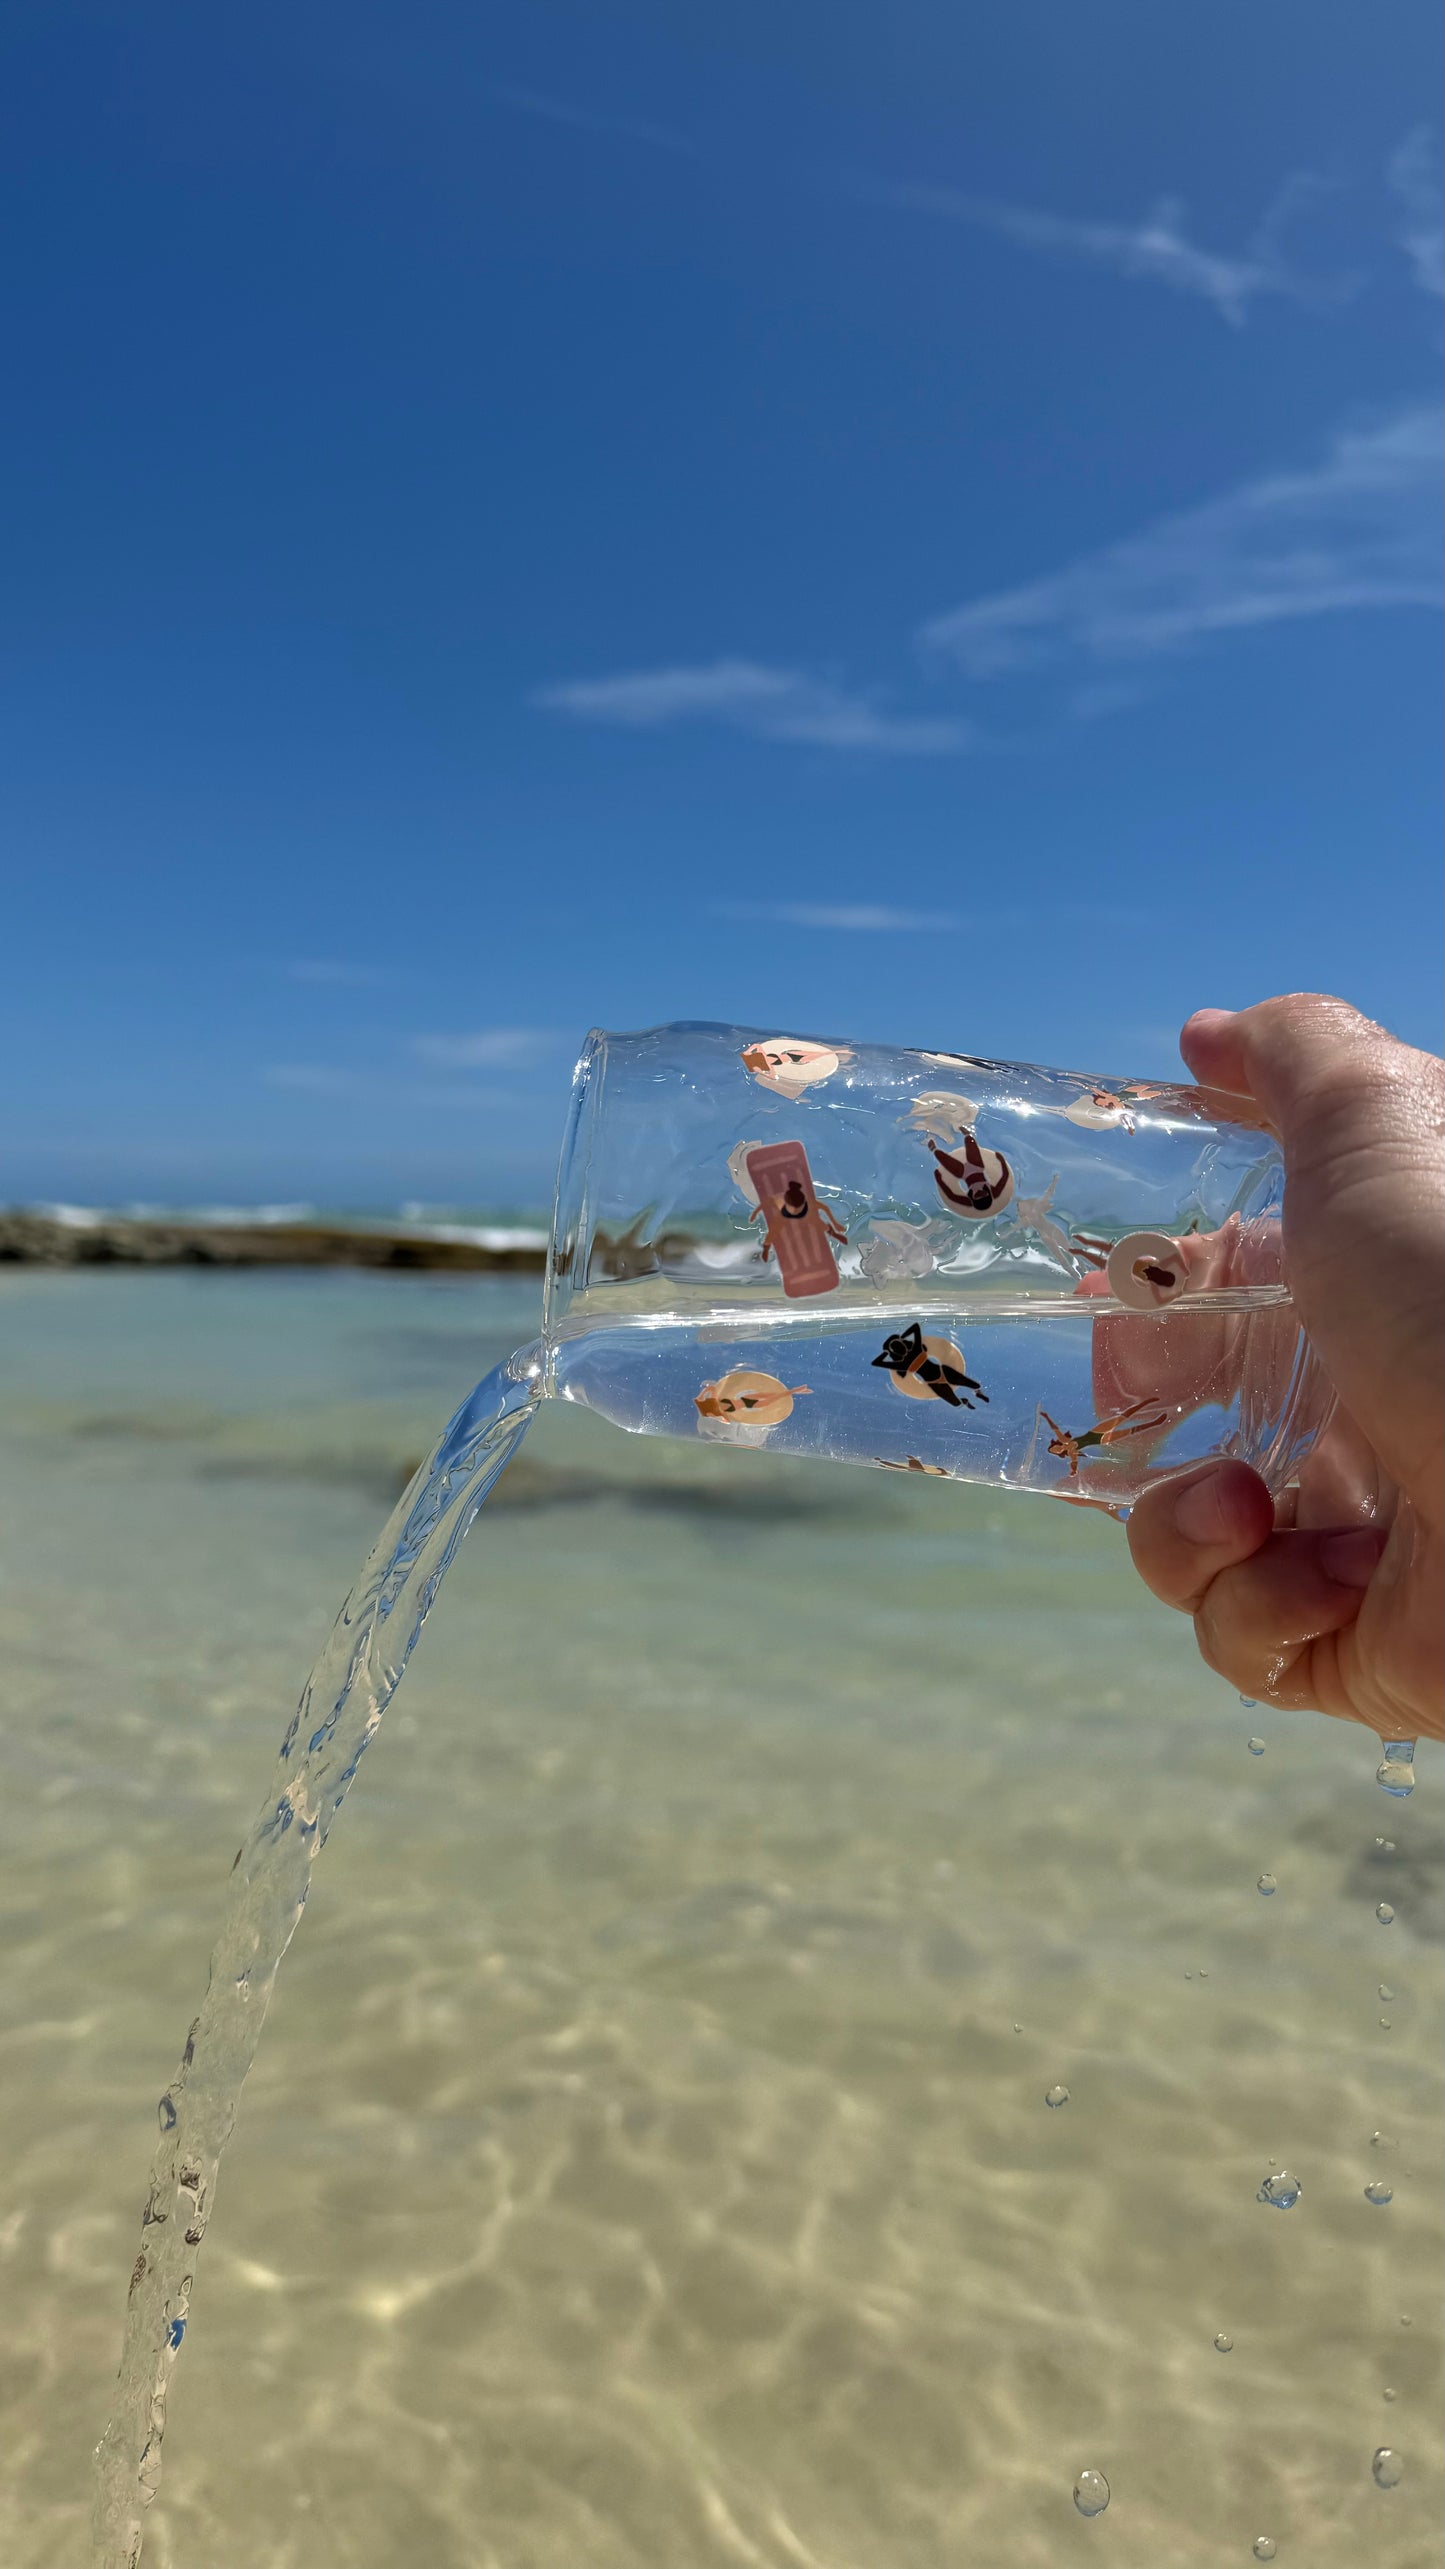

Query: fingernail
[1321,1528,1384,1589]
[1183,1007,1236,1039]
[1174,1473,1229,1545]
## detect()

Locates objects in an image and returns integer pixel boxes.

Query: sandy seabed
[0,1271,1439,2568]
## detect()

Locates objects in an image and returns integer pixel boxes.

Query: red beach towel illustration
[744,1140,846,1299]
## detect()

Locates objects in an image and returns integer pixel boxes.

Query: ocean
[0,1264,1439,2567]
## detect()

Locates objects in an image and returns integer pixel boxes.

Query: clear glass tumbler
[541,1021,1333,1507]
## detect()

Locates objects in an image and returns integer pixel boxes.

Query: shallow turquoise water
[0,1270,1440,2567]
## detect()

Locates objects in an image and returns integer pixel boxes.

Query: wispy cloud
[283,959,386,988]
[410,1028,559,1070]
[265,1064,367,1099]
[922,401,1443,679]
[264,1064,532,1112]
[489,82,695,159]
[717,901,964,932]
[719,898,1150,933]
[535,660,972,755]
[861,173,1340,326]
[538,407,1439,763]
[1388,130,1444,299]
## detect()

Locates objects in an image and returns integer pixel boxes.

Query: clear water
[91,1348,542,2566]
[1376,1743,1417,1799]
[1072,2466,1110,2515]
[549,1302,1316,1507]
[0,1271,1437,2569]
[1257,2170,1302,2211]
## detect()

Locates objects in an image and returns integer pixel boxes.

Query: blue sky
[2,0,1440,1205]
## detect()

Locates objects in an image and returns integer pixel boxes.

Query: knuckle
[1250,991,1368,1043]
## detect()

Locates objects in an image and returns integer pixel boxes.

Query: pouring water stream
[91,1346,543,2568]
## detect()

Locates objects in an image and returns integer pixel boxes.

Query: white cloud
[717,901,964,931]
[264,1064,531,1112]
[862,173,1339,326]
[534,660,972,754]
[410,1028,558,1069]
[1388,130,1445,299]
[284,960,385,988]
[265,1064,366,1098]
[489,82,695,159]
[720,896,1148,933]
[922,401,1443,679]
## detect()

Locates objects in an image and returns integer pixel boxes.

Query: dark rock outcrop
[0,1211,546,1273]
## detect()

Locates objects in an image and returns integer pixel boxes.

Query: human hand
[1125,995,1444,1744]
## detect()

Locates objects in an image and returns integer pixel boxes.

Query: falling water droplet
[1257,1873,1277,1896]
[1372,2448,1403,2488]
[1370,2130,1394,2149]
[1239,1696,1259,1709]
[1400,2313,1413,2326]
[1045,2084,1070,2109]
[1247,1737,1266,1757]
[1379,2017,1392,2030]
[1378,1986,1394,2002]
[1213,2332,1234,2352]
[1382,2387,1396,2402]
[1198,1966,1210,1978]
[1376,1741,1416,1798]
[1364,2182,1394,2207]
[1257,2169,1301,2209]
[1376,1903,1395,1925]
[1072,2469,1110,2517]
[1252,2540,1277,2561]
[1012,2022,1024,2034]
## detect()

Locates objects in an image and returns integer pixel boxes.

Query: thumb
[1180,996,1445,1517]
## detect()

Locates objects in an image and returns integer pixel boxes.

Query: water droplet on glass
[1376,1741,1416,1798]
[1252,2540,1277,2562]
[1239,1696,1258,1709]
[1378,1986,1394,2002]
[1072,2468,1110,2517]
[1213,2332,1233,2352]
[1364,2182,1393,2207]
[1045,2084,1070,2109]
[1247,1736,1266,1754]
[1257,2169,1301,2209]
[1376,1903,1395,1925]
[1257,1873,1277,1896]
[1372,2447,1403,2489]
